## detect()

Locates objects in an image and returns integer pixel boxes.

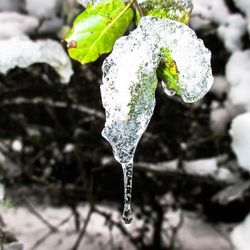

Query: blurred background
[0,0,250,250]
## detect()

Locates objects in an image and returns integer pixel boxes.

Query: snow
[217,14,247,52]
[183,158,218,177]
[192,0,230,25]
[25,0,60,19]
[226,50,250,111]
[0,36,73,84]
[0,12,39,39]
[11,140,23,152]
[230,113,250,172]
[231,213,250,250]
[233,0,250,16]
[1,205,135,250]
[210,76,229,98]
[210,107,230,136]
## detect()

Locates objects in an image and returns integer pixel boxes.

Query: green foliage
[65,0,194,93]
[65,0,134,64]
[157,49,181,95]
[138,0,191,24]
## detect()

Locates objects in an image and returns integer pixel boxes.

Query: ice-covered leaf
[157,48,181,95]
[65,0,134,64]
[138,0,193,24]
[101,17,213,223]
[0,36,73,84]
[101,15,213,171]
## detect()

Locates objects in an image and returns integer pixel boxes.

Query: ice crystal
[101,16,213,224]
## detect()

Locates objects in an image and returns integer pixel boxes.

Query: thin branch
[1,97,104,119]
[70,207,93,250]
[31,213,72,250]
[101,156,239,185]
[93,207,138,247]
[134,0,144,17]
[23,198,58,232]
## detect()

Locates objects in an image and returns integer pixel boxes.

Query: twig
[134,0,144,17]
[31,213,72,250]
[169,211,184,249]
[70,206,93,250]
[1,97,104,119]
[23,198,58,232]
[93,207,138,246]
[101,156,239,185]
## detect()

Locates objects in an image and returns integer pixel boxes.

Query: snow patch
[230,113,250,172]
[0,36,73,84]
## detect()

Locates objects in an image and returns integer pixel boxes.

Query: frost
[230,113,250,172]
[0,36,73,84]
[0,12,39,39]
[101,16,213,223]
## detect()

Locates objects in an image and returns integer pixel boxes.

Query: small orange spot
[67,40,77,49]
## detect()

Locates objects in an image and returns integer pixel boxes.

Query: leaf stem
[117,0,136,21]
[134,0,144,17]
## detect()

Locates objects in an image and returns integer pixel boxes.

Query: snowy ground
[1,204,233,250]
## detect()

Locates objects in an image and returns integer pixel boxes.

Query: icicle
[101,16,213,224]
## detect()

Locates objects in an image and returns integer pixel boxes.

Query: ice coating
[101,16,213,223]
[138,0,193,24]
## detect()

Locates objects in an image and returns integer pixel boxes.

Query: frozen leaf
[0,36,73,84]
[65,0,134,64]
[101,16,213,223]
[157,48,181,95]
[138,0,193,24]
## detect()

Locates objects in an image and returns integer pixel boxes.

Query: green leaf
[157,48,181,95]
[136,0,193,96]
[65,0,134,64]
[137,0,193,24]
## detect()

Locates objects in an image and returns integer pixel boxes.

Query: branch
[101,156,239,185]
[23,198,58,232]
[70,206,93,250]
[1,97,104,119]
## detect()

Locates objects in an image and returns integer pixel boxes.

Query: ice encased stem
[101,17,213,224]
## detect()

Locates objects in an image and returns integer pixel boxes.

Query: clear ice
[101,16,213,224]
